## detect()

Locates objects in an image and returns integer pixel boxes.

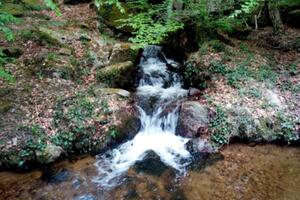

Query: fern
[94,0,125,13]
[0,13,20,41]
[0,48,15,83]
[229,0,259,18]
[43,0,61,15]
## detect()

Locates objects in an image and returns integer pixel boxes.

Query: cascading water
[94,46,191,187]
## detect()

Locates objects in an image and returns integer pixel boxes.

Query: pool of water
[0,144,299,200]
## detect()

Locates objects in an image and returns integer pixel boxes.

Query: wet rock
[74,194,97,200]
[176,101,210,138]
[42,168,70,183]
[189,152,224,171]
[96,61,136,88]
[109,43,140,65]
[185,138,215,154]
[36,144,63,164]
[133,151,169,176]
[94,88,131,98]
[188,87,201,97]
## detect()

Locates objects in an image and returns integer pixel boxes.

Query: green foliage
[226,64,255,87]
[95,0,125,13]
[117,1,183,48]
[0,48,15,83]
[51,131,75,151]
[182,62,203,88]
[43,0,61,15]
[229,0,259,18]
[209,61,228,75]
[19,126,48,166]
[257,65,278,84]
[209,40,226,53]
[210,106,231,146]
[239,87,262,98]
[109,126,119,138]
[275,112,299,143]
[0,13,20,41]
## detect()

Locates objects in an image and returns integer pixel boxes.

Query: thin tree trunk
[267,0,284,34]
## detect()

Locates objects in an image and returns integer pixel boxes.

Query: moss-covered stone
[0,3,26,16]
[0,99,13,114]
[97,61,136,88]
[98,2,132,33]
[52,86,139,155]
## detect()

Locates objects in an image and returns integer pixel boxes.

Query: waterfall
[93,46,191,187]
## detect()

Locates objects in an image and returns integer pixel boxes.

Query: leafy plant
[0,48,15,83]
[43,0,61,15]
[226,64,255,87]
[109,126,119,138]
[209,61,228,75]
[229,0,259,18]
[210,106,231,146]
[51,131,75,151]
[0,13,20,41]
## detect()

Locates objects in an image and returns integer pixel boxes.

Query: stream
[0,144,299,199]
[0,46,299,199]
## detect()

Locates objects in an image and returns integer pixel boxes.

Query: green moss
[96,61,135,88]
[0,3,26,16]
[209,106,231,147]
[226,64,255,88]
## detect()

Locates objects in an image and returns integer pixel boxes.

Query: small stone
[188,87,201,96]
[36,144,63,164]
[58,48,72,56]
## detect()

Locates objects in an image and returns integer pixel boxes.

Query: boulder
[96,61,136,88]
[36,144,63,164]
[52,86,140,155]
[0,3,26,16]
[185,138,215,154]
[176,101,210,138]
[109,43,140,65]
[133,150,169,176]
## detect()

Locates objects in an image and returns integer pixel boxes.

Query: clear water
[93,46,191,187]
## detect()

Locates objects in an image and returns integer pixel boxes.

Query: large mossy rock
[176,101,210,138]
[0,3,26,16]
[0,126,62,170]
[97,2,132,33]
[96,61,137,88]
[52,86,140,154]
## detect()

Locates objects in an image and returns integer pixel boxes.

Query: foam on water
[93,46,191,187]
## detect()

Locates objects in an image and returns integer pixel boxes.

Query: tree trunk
[267,0,284,34]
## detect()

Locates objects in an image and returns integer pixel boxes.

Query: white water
[94,46,191,187]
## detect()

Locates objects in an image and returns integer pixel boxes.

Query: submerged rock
[176,101,210,138]
[185,138,215,154]
[132,150,169,176]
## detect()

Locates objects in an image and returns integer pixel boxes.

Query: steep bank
[0,2,141,170]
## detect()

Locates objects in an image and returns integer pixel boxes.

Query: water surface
[0,144,299,200]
